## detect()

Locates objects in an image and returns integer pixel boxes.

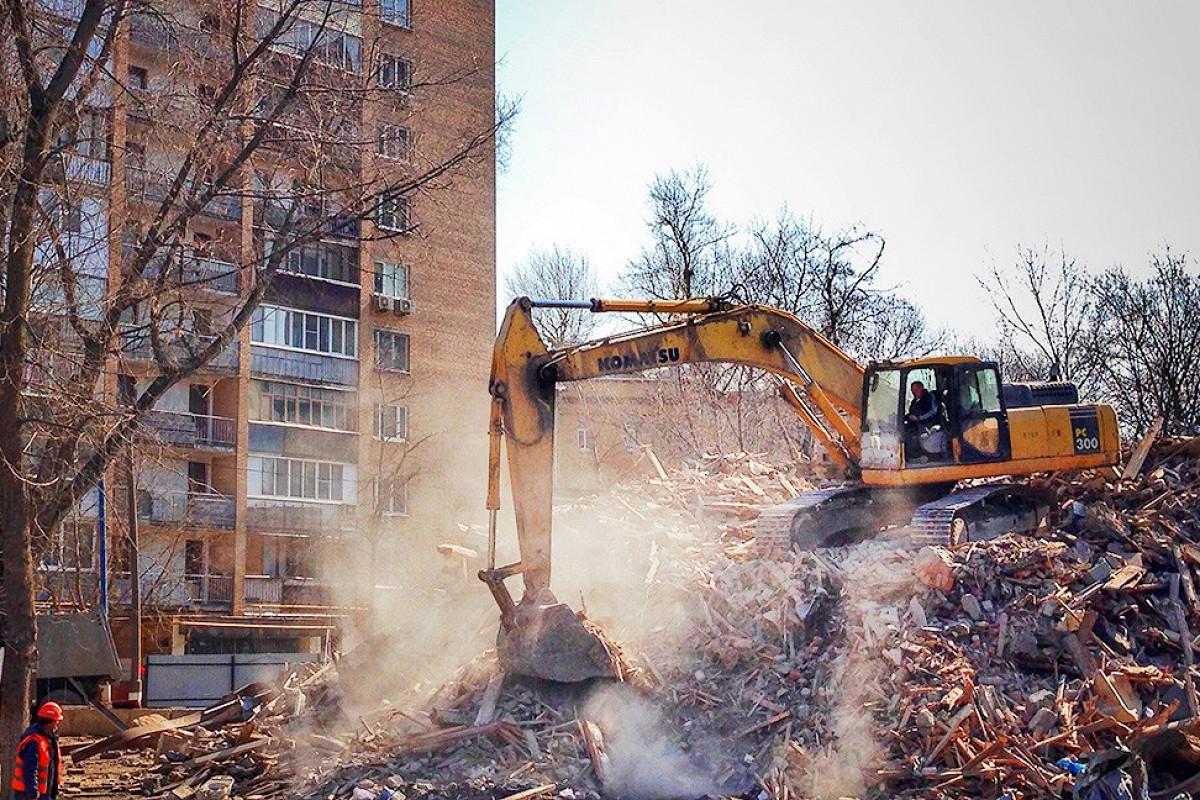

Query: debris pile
[71,435,1200,800]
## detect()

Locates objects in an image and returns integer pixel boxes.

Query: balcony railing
[184,573,234,605]
[142,490,236,529]
[143,411,236,450]
[250,346,358,386]
[142,250,239,295]
[110,571,233,609]
[247,502,356,534]
[242,575,366,612]
[66,154,111,185]
[244,575,282,604]
[122,332,239,373]
[126,167,242,221]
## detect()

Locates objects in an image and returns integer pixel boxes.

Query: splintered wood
[67,437,1200,800]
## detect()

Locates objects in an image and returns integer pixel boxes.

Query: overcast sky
[494,1,1200,339]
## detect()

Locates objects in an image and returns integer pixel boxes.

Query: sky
[494,1,1200,339]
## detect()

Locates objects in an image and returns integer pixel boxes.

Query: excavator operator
[905,380,941,461]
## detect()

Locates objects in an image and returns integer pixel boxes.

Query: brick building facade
[34,0,495,692]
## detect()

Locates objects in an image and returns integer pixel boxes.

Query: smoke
[581,684,720,800]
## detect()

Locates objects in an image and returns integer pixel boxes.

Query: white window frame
[248,455,355,503]
[373,329,410,373]
[376,54,411,92]
[374,402,408,442]
[375,124,410,161]
[375,477,408,516]
[251,305,358,358]
[375,194,409,232]
[577,426,592,451]
[379,0,410,28]
[373,260,410,301]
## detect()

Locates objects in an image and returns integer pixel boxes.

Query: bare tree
[504,245,599,347]
[0,0,507,772]
[621,165,734,299]
[1088,249,1200,435]
[979,244,1094,383]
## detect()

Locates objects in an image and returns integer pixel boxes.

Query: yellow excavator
[481,297,1120,682]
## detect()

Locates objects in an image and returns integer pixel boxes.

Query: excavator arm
[482,296,865,681]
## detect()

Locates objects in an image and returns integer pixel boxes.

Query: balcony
[127,167,242,221]
[250,346,358,386]
[143,249,239,295]
[38,0,85,20]
[110,571,233,609]
[66,155,111,185]
[129,15,213,56]
[143,411,236,450]
[243,575,365,612]
[122,332,239,373]
[247,502,356,535]
[142,490,236,530]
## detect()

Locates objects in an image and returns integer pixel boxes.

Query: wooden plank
[1122,416,1164,479]
[181,738,269,769]
[71,711,205,762]
[501,785,556,800]
[474,671,506,727]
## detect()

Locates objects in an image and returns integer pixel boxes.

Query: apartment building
[33,0,496,684]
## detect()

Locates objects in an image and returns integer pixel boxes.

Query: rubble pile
[871,436,1200,799]
[72,436,1200,800]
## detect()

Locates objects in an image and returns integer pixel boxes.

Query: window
[41,520,97,571]
[375,478,408,515]
[375,124,410,161]
[250,305,358,357]
[282,240,359,284]
[375,194,409,232]
[376,54,411,91]
[577,426,592,451]
[248,455,353,502]
[374,329,409,372]
[257,8,363,73]
[374,403,408,441]
[373,261,409,300]
[380,0,410,27]
[118,374,136,406]
[129,66,148,91]
[256,381,354,430]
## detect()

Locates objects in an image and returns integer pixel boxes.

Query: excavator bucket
[497,591,620,683]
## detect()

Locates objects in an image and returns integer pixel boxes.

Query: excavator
[481,296,1120,682]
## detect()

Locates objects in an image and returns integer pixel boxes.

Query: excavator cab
[861,358,1014,471]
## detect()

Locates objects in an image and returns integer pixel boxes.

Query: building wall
[36,0,497,659]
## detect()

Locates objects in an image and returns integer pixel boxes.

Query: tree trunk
[0,466,36,800]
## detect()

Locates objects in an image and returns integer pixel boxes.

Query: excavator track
[908,483,1050,546]
[754,482,1050,554]
[753,486,873,555]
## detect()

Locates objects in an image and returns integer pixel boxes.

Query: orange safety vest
[10,728,58,797]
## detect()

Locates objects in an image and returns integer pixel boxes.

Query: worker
[906,381,938,425]
[11,701,63,800]
[905,381,941,461]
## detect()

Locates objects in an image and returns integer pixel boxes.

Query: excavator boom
[482,296,865,680]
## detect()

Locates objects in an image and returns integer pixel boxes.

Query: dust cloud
[581,684,720,800]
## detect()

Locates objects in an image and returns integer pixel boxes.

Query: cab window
[864,368,902,433]
[958,367,1002,418]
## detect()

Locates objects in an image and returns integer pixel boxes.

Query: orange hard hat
[36,702,64,722]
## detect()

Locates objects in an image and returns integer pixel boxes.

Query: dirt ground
[62,738,157,799]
